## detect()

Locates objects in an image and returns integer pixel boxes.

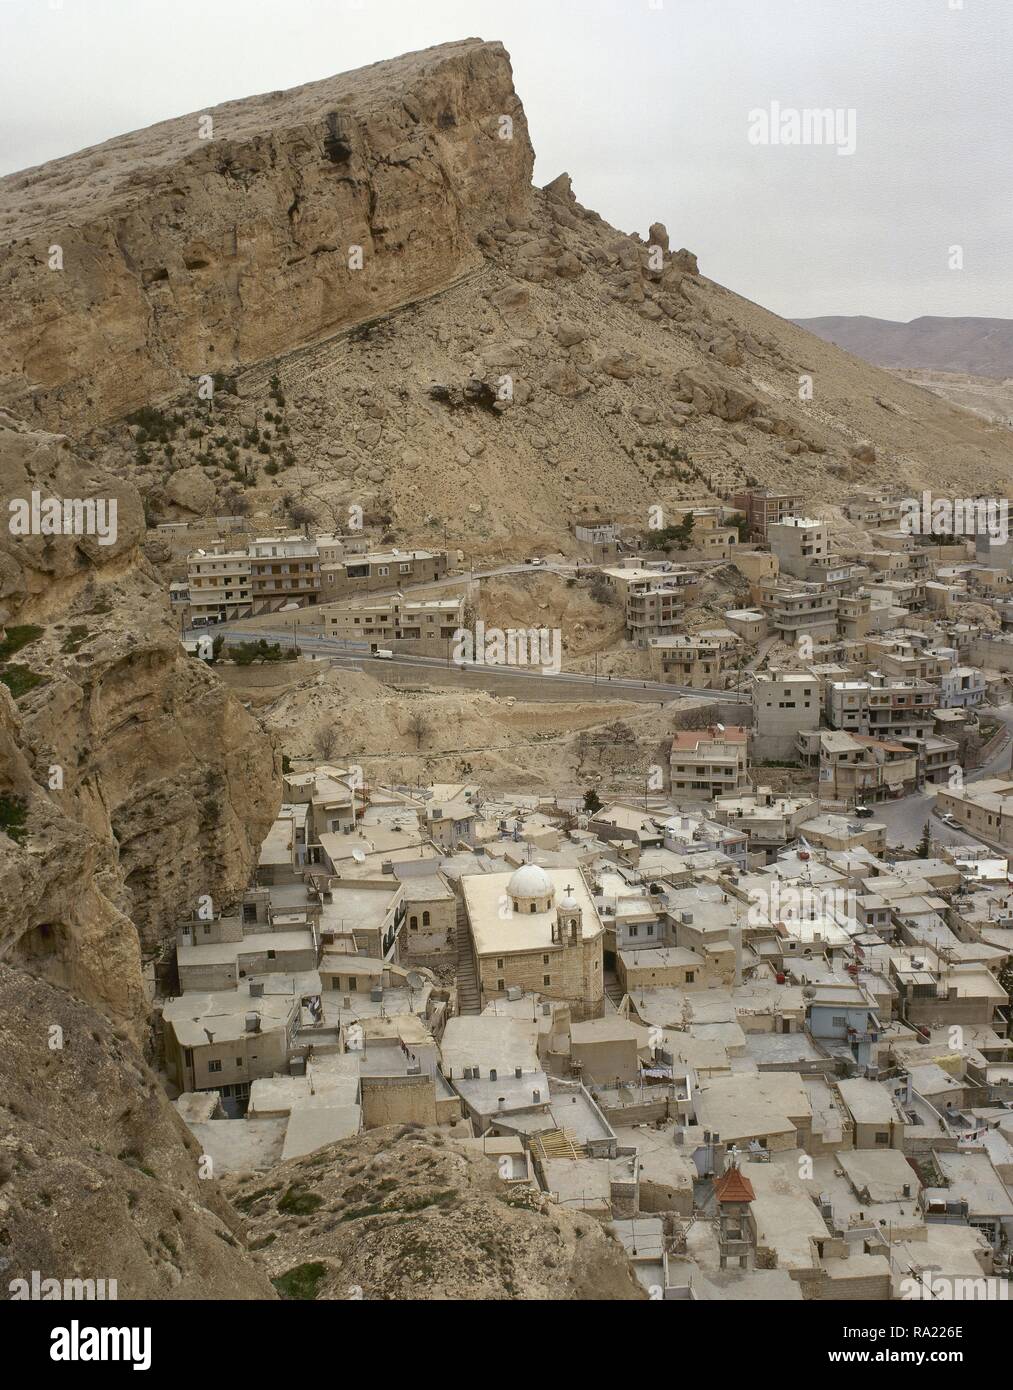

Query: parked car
[853,804,873,818]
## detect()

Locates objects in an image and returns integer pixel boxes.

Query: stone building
[460,864,605,1019]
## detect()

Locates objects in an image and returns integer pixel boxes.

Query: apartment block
[768,517,829,580]
[669,726,750,800]
[187,547,253,622]
[319,548,448,599]
[797,730,918,802]
[836,594,872,640]
[248,536,321,614]
[768,584,839,642]
[325,593,464,653]
[730,488,804,540]
[649,634,725,687]
[825,680,871,733]
[624,570,700,645]
[866,674,937,740]
[751,672,821,761]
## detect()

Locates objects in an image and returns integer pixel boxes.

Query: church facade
[461,864,605,1019]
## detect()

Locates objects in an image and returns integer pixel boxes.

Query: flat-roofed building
[669,726,750,800]
[325,592,464,654]
[648,633,726,687]
[724,608,769,642]
[186,547,253,622]
[163,982,301,1097]
[837,1077,906,1149]
[769,517,829,579]
[730,488,804,540]
[248,536,321,614]
[768,584,839,642]
[624,570,699,645]
[319,548,447,599]
[752,672,821,761]
[935,776,1013,848]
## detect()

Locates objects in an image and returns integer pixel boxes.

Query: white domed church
[460,862,605,1018]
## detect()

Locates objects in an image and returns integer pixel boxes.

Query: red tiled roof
[713,1166,756,1204]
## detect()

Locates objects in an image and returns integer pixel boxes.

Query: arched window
[530,903,536,913]
[422,910,430,926]
[410,915,418,930]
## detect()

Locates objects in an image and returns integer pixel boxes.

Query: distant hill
[793,316,1013,380]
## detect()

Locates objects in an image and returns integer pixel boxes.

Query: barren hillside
[794,315,1013,379]
[0,39,1009,556]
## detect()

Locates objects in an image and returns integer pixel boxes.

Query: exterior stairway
[604,970,625,1009]
[455,906,481,1015]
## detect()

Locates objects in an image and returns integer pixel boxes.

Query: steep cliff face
[0,965,277,1299]
[0,39,533,429]
[0,412,279,1028]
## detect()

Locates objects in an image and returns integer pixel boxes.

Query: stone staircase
[455,906,481,1015]
[603,970,625,1009]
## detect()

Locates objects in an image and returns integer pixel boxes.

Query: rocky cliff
[2,38,1010,542]
[0,965,277,1298]
[0,39,532,429]
[0,411,279,1031]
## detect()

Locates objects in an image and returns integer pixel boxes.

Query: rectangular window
[208,1059,222,1073]
[543,975,551,987]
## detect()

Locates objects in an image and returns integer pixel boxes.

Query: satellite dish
[406,970,425,991]
[716,722,725,733]
[351,848,366,864]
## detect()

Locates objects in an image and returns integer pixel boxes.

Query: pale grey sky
[1,0,1009,319]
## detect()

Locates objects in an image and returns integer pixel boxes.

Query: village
[156,484,1013,1301]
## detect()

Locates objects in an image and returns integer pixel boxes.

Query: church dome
[506,864,553,900]
[559,893,579,911]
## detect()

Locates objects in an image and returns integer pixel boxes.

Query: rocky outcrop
[3,38,1010,546]
[225,1124,646,1301]
[0,39,534,429]
[0,413,279,1029]
[0,964,277,1299]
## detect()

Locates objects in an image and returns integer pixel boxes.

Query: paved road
[872,704,1013,851]
[187,622,751,704]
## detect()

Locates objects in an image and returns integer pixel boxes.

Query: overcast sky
[2,0,1009,319]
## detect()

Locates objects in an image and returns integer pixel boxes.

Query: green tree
[917,820,932,858]
[583,788,603,815]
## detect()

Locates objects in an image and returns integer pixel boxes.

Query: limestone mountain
[0,39,1009,559]
[793,315,1013,380]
